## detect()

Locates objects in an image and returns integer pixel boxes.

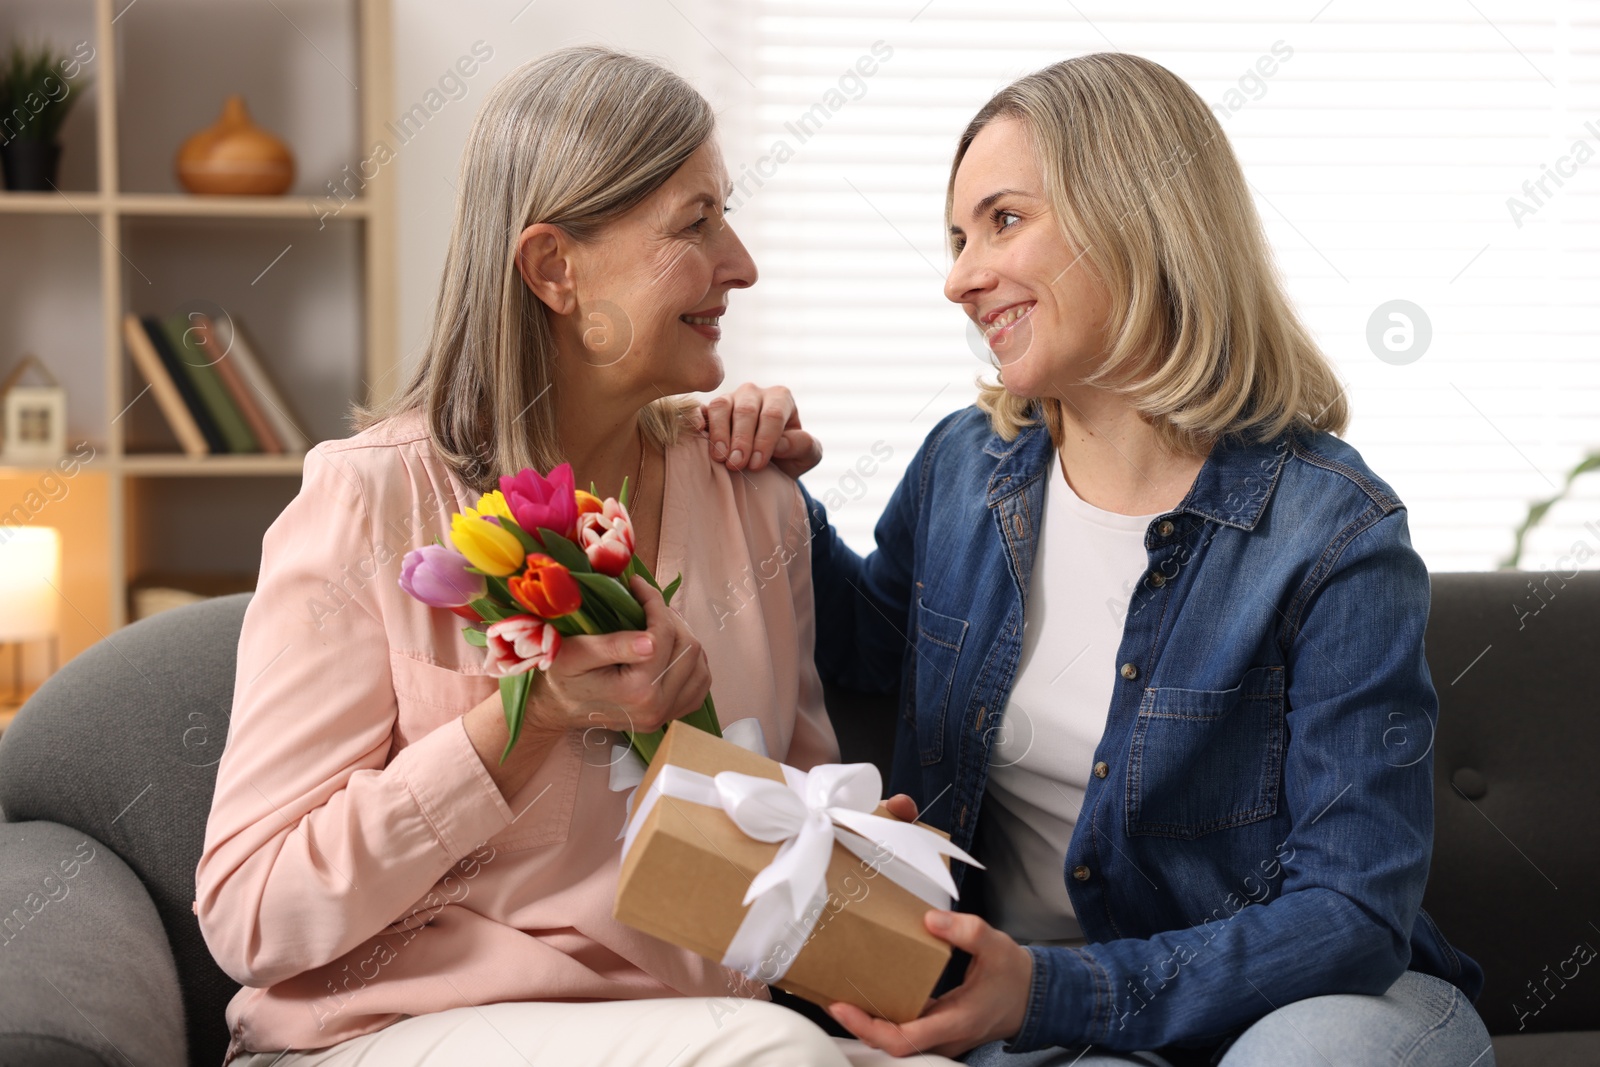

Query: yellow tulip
[450,513,525,576]
[474,489,517,525]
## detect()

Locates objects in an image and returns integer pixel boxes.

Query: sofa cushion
[1493,1030,1600,1067]
[0,593,251,1067]
[1422,572,1600,1036]
[0,821,186,1066]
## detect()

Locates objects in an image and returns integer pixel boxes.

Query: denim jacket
[801,405,1484,1053]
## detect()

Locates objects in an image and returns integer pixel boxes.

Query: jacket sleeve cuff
[1005,945,1106,1053]
[387,715,516,860]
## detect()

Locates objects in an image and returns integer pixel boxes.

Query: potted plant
[0,42,91,192]
[1503,449,1600,568]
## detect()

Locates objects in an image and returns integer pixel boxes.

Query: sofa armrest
[0,821,187,1067]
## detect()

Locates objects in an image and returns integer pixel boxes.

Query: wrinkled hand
[826,910,1034,1059]
[526,575,711,735]
[697,382,822,479]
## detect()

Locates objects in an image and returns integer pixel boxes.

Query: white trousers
[230,997,965,1067]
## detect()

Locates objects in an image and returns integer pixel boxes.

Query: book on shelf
[161,314,258,453]
[121,311,310,457]
[122,314,211,457]
[194,315,285,454]
[142,316,235,453]
[211,315,312,454]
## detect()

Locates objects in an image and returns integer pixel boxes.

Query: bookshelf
[0,0,396,680]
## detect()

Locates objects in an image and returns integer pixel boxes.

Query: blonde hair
[352,46,706,491]
[951,52,1348,454]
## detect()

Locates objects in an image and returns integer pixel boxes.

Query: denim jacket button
[1157,520,1175,537]
[1072,864,1092,881]
[1092,761,1109,779]
[1120,662,1138,680]
[1149,571,1166,588]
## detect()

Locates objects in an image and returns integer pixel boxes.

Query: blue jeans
[960,970,1494,1067]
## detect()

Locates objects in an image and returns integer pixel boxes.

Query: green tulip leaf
[469,595,509,622]
[535,528,593,573]
[572,571,647,629]
[496,516,541,556]
[499,670,535,764]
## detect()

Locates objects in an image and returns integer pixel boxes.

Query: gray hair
[353,46,712,490]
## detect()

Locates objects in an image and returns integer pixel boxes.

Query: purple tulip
[499,463,578,542]
[398,544,485,608]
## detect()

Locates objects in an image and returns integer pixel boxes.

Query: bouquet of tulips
[398,464,721,764]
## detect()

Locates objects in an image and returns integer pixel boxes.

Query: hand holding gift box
[400,463,985,1020]
[615,721,984,1022]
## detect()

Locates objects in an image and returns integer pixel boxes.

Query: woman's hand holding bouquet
[400,462,721,764]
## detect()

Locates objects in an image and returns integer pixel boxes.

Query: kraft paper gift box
[614,720,982,1023]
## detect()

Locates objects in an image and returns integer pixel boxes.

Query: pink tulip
[483,615,562,677]
[577,498,635,577]
[499,464,578,542]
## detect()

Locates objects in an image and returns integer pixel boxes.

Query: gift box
[614,720,981,1022]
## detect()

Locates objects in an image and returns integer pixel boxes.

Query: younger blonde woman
[710,53,1494,1067]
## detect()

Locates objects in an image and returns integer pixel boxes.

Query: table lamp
[0,526,61,703]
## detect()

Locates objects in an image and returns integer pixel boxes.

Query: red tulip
[507,553,583,618]
[577,498,636,578]
[484,615,561,676]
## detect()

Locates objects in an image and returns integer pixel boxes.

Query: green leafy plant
[0,42,89,144]
[1502,449,1600,568]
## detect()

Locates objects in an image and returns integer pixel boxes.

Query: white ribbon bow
[620,753,983,984]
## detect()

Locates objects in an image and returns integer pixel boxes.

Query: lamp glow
[0,527,61,643]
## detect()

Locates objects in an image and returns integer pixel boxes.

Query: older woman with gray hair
[195,46,953,1067]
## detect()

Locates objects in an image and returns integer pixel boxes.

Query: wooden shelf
[0,192,369,219]
[0,192,106,214]
[0,0,395,660]
[121,453,308,476]
[0,460,98,476]
[117,193,370,219]
[0,453,306,476]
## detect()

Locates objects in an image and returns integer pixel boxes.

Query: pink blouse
[194,407,839,1061]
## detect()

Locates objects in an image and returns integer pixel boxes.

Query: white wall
[385,3,1600,571]
[387,0,761,393]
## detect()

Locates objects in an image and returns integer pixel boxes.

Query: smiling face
[526,139,757,402]
[945,116,1113,400]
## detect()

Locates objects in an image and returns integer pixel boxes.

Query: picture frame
[0,354,68,464]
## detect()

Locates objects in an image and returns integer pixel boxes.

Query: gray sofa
[0,574,1595,1066]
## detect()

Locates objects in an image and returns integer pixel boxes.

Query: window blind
[708,0,1600,573]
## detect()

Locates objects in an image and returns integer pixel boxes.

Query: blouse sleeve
[777,478,841,772]
[194,445,517,989]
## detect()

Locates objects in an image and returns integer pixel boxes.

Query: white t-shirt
[979,454,1161,945]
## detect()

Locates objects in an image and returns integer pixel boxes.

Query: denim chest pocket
[389,652,579,852]
[1126,665,1286,839]
[909,598,968,765]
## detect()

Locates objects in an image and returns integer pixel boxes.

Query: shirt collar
[982,412,1292,531]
